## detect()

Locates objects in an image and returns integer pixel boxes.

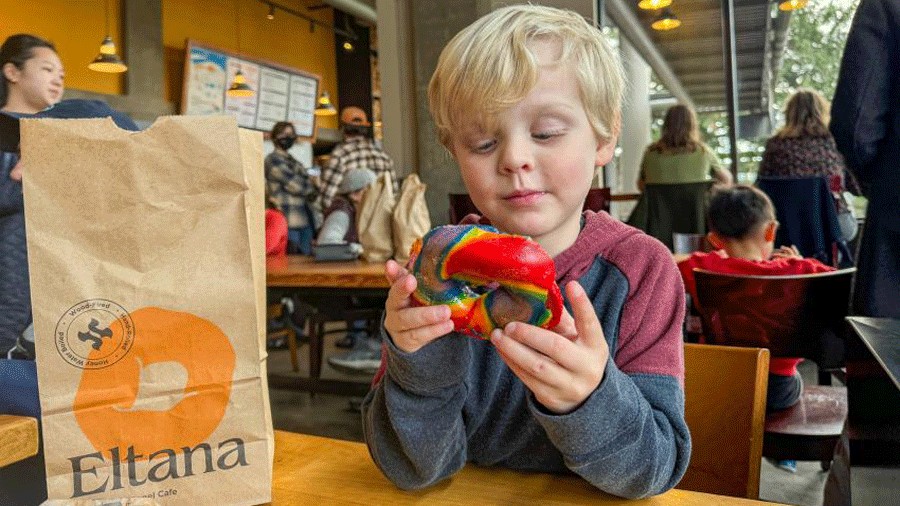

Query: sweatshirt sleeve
[361,327,472,490]
[528,234,690,498]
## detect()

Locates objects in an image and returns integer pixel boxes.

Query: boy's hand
[383,260,454,353]
[772,245,802,259]
[491,281,608,414]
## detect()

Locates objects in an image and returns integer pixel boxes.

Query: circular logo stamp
[55,299,134,369]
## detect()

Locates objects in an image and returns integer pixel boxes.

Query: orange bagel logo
[73,307,236,459]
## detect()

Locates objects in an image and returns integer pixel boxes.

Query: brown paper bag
[356,171,395,262]
[391,174,430,264]
[21,116,273,505]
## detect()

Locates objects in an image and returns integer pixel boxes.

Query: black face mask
[275,136,295,150]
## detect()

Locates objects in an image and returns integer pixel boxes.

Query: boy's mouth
[504,190,546,205]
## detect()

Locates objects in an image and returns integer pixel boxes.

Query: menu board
[181,40,320,139]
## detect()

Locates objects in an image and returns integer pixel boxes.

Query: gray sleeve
[361,328,471,490]
[316,210,350,244]
[528,360,691,499]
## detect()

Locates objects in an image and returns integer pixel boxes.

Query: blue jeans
[288,226,314,256]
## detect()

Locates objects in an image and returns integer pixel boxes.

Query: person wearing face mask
[265,121,317,255]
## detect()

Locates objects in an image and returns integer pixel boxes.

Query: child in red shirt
[678,185,834,409]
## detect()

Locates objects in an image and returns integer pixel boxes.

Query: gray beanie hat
[338,168,377,194]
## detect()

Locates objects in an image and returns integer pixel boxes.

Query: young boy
[361,5,690,498]
[677,185,834,471]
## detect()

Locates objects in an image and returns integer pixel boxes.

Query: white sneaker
[327,338,382,374]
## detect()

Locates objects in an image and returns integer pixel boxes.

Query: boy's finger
[501,321,579,369]
[551,306,577,340]
[566,281,606,349]
[385,260,409,284]
[397,305,451,330]
[385,274,417,311]
[396,319,455,349]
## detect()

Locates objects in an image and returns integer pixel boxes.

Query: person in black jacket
[830,0,900,318]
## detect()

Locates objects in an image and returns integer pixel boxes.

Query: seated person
[678,185,835,472]
[363,5,690,498]
[316,168,383,367]
[265,197,288,257]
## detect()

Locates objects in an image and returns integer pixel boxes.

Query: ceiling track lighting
[259,1,358,40]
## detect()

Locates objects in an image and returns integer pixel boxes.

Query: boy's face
[449,38,615,257]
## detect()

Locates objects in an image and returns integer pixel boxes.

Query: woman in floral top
[758,89,860,239]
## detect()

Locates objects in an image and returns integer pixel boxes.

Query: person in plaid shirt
[265,121,317,255]
[318,106,398,211]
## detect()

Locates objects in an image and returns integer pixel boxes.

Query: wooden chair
[268,302,300,372]
[306,304,383,379]
[448,189,611,224]
[680,343,769,499]
[694,268,855,470]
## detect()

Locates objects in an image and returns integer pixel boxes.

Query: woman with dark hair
[1,34,63,358]
[759,88,860,240]
[638,104,732,190]
[264,121,317,255]
[0,32,63,506]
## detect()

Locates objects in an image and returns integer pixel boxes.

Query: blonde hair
[776,88,831,138]
[650,104,701,154]
[428,4,624,148]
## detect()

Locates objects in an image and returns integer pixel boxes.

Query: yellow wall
[163,0,339,129]
[0,0,125,95]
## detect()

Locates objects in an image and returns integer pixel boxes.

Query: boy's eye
[471,140,496,154]
[533,130,563,141]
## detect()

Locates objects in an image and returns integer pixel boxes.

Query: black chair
[756,176,853,267]
[627,181,712,250]
[694,268,856,470]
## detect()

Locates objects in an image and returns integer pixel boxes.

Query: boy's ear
[706,232,724,250]
[2,62,20,83]
[594,135,618,167]
[763,221,777,242]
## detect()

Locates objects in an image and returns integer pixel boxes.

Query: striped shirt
[264,150,316,229]
[318,136,397,210]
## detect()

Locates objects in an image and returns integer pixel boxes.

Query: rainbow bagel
[408,225,563,339]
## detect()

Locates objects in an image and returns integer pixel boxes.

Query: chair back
[756,176,852,267]
[694,268,855,363]
[680,343,768,499]
[582,187,611,214]
[448,193,482,224]
[627,181,712,249]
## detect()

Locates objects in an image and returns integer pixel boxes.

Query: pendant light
[314,91,337,116]
[637,0,672,10]
[88,0,127,73]
[227,2,255,98]
[651,8,682,31]
[778,0,808,11]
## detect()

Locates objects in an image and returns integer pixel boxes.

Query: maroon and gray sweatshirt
[361,211,690,498]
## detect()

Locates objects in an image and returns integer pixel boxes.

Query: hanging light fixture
[314,91,337,116]
[88,0,127,73]
[637,0,672,10]
[266,4,275,20]
[651,8,682,31]
[227,69,254,97]
[778,0,808,11]
[227,3,255,97]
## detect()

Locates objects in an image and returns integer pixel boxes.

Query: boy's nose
[498,138,534,174]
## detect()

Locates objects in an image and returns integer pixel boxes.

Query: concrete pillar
[618,35,651,195]
[375,0,417,179]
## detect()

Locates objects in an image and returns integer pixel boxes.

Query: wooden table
[266,255,390,396]
[269,430,780,505]
[0,415,38,468]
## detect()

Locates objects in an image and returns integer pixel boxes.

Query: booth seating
[694,268,855,470]
[680,344,769,499]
